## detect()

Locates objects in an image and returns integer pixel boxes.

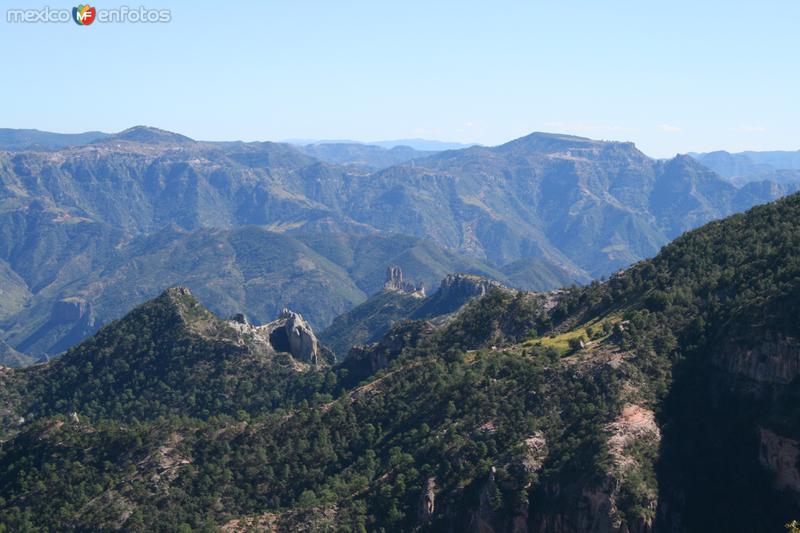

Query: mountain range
[296,143,434,171]
[691,149,800,186]
[1,126,799,363]
[0,191,798,531]
[286,138,477,152]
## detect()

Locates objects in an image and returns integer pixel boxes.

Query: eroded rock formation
[384,265,426,296]
[715,333,800,384]
[226,307,332,366]
[280,309,322,365]
[52,297,95,326]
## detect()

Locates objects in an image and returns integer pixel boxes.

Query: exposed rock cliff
[383,265,426,296]
[384,265,405,291]
[319,269,495,359]
[469,466,499,532]
[226,307,333,366]
[414,273,505,318]
[715,333,800,384]
[12,296,99,357]
[417,477,436,523]
[439,273,502,299]
[51,297,95,325]
[526,405,658,533]
[280,309,324,365]
[759,427,800,497]
[337,321,435,387]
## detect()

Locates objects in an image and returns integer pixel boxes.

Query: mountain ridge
[320,268,504,358]
[1,125,797,362]
[691,149,800,186]
[2,224,562,361]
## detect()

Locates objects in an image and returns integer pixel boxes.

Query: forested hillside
[1,193,799,531]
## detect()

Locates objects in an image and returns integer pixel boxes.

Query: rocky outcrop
[759,427,800,496]
[384,265,405,291]
[528,405,659,533]
[351,321,435,373]
[12,296,100,357]
[470,466,499,532]
[226,307,332,366]
[383,265,426,296]
[606,405,660,478]
[462,465,533,533]
[280,309,322,365]
[531,479,654,533]
[600,405,658,533]
[413,273,506,319]
[51,297,95,326]
[438,273,502,300]
[715,334,800,384]
[338,321,436,387]
[346,345,390,375]
[230,313,248,325]
[417,477,436,523]
[522,432,548,476]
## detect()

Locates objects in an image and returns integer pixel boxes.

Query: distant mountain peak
[149,286,213,328]
[670,153,698,164]
[663,153,715,174]
[287,138,477,151]
[514,131,594,143]
[0,128,111,151]
[691,149,800,186]
[110,126,194,144]
[160,285,195,303]
[497,131,637,154]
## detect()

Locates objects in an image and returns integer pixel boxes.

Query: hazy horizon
[6,124,800,161]
[2,0,798,158]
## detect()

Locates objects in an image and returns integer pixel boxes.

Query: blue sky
[1,0,798,157]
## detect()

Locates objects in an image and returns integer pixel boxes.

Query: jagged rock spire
[384,265,426,296]
[384,265,405,291]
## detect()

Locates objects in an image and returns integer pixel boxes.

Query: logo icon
[72,4,96,25]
